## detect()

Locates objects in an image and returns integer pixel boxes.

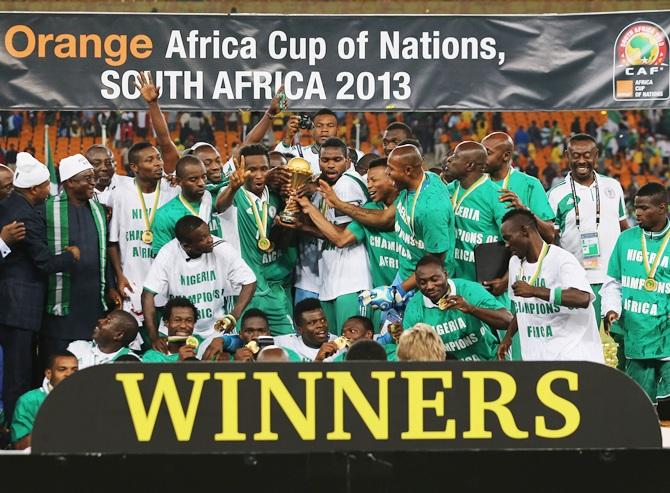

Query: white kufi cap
[12,152,50,188]
[59,154,93,183]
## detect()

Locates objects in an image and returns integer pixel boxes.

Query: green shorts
[625,358,670,403]
[246,283,294,336]
[321,293,368,335]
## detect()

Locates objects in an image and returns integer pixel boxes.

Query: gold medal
[334,336,351,350]
[141,230,154,244]
[185,336,199,349]
[258,237,273,252]
[246,340,260,354]
[644,278,658,292]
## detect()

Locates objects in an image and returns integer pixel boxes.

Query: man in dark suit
[0,153,79,424]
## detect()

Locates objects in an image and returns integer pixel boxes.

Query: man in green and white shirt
[11,351,78,450]
[143,297,206,362]
[151,156,221,255]
[602,183,670,402]
[547,134,628,348]
[67,310,140,368]
[402,255,512,361]
[444,141,509,284]
[142,216,257,353]
[298,158,399,331]
[216,144,294,335]
[499,209,604,363]
[318,144,454,310]
[108,142,180,323]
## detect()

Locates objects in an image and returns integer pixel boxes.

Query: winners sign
[1,11,670,110]
[32,362,661,454]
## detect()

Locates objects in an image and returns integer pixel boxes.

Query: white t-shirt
[508,245,604,363]
[143,238,256,339]
[95,174,132,208]
[274,333,342,361]
[109,178,180,318]
[316,172,372,300]
[548,173,626,284]
[67,340,138,369]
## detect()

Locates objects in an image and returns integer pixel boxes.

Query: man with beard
[382,122,413,157]
[41,154,121,366]
[548,133,628,360]
[86,144,126,207]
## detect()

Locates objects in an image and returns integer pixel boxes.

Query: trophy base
[279,212,298,224]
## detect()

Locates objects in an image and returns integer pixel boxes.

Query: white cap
[12,152,50,188]
[59,154,93,183]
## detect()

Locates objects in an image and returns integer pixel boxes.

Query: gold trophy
[279,157,313,224]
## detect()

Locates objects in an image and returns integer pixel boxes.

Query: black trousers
[0,324,35,425]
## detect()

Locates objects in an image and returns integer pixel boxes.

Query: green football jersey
[447,177,508,281]
[394,172,455,281]
[10,388,47,442]
[151,192,220,255]
[607,223,670,359]
[347,201,400,286]
[402,278,502,361]
[332,343,397,361]
[491,168,555,221]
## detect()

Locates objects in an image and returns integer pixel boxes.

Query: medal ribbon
[519,242,550,286]
[408,173,426,234]
[244,189,269,241]
[451,175,489,212]
[641,227,670,281]
[179,194,200,216]
[501,167,514,190]
[136,180,161,232]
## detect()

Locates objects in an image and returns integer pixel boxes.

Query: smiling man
[499,209,603,362]
[41,154,121,368]
[275,298,343,362]
[548,133,628,337]
[67,310,140,369]
[402,254,511,361]
[142,297,204,362]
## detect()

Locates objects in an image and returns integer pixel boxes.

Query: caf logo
[613,21,670,101]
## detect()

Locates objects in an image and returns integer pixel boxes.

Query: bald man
[482,132,555,243]
[318,144,455,305]
[257,345,290,362]
[479,132,556,299]
[444,141,510,293]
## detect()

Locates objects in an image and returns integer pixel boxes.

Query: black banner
[1,12,670,111]
[32,362,661,454]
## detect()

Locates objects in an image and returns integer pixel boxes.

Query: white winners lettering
[621,275,670,294]
[368,235,399,253]
[379,255,399,269]
[625,248,670,268]
[623,298,658,315]
[395,222,425,250]
[454,206,480,222]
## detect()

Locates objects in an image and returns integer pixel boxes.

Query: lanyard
[179,194,200,216]
[243,188,269,240]
[136,180,161,232]
[641,226,670,281]
[408,173,426,234]
[519,242,550,286]
[570,173,599,231]
[501,167,514,189]
[451,175,489,212]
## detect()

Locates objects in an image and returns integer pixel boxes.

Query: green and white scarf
[45,192,108,316]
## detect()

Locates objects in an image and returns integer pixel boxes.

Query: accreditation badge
[580,231,600,270]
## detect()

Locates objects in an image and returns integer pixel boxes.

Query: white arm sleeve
[600,275,622,318]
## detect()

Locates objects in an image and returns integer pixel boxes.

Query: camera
[298,114,313,130]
